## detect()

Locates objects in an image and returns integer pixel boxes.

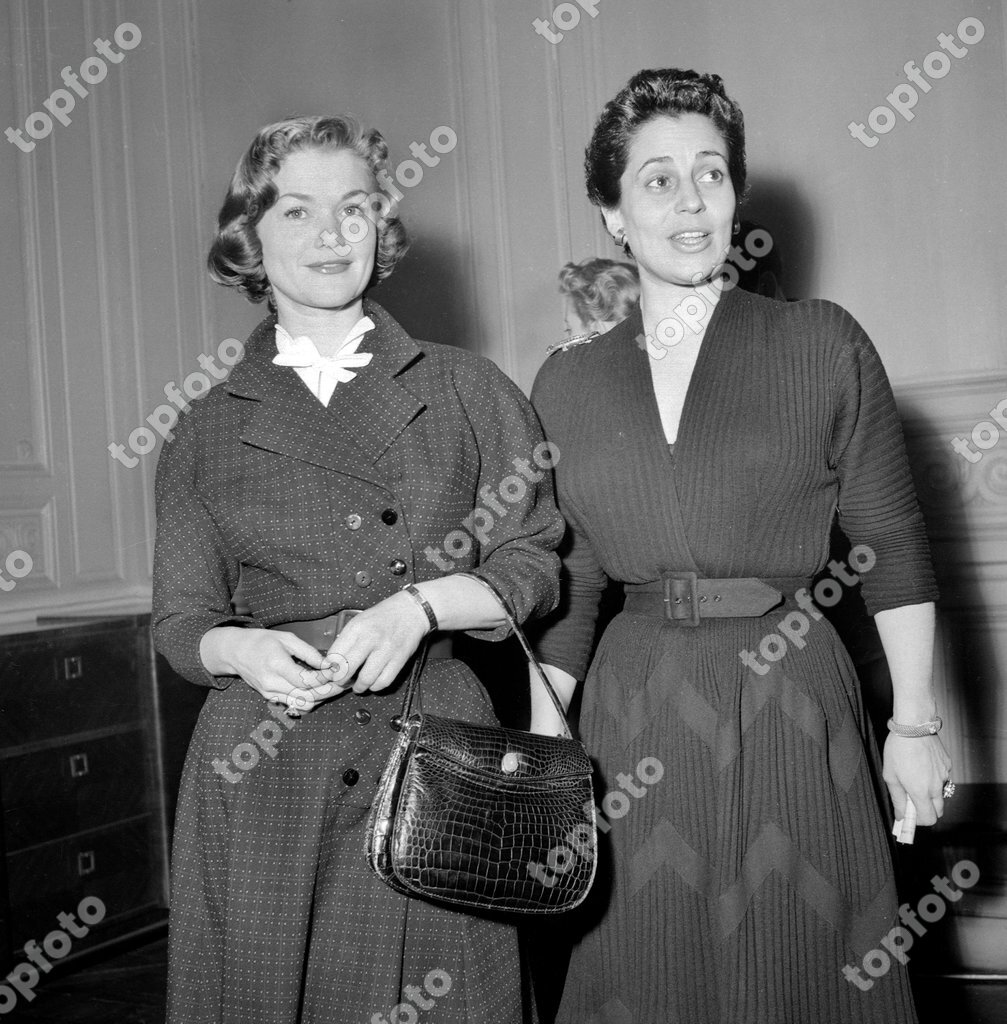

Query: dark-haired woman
[530,70,950,1023]
[153,115,562,1023]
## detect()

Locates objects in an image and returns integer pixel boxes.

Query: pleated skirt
[555,606,918,1024]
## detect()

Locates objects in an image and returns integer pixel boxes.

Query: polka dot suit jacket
[152,299,563,688]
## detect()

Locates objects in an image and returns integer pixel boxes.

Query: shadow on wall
[742,174,817,300]
[370,229,471,347]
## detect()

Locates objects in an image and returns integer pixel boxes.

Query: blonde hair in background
[558,258,640,328]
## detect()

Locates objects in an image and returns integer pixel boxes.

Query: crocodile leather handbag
[365,576,597,914]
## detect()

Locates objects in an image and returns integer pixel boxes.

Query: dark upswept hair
[558,258,640,325]
[585,69,747,210]
[207,114,409,306]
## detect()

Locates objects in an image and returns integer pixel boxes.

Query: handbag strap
[399,631,431,720]
[466,574,574,741]
[397,574,574,740]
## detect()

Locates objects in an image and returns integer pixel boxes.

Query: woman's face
[256,146,377,319]
[603,113,735,291]
[562,296,588,336]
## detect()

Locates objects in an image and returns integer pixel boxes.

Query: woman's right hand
[199,626,338,712]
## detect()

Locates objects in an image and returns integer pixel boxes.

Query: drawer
[1,731,150,852]
[6,818,159,948]
[0,633,142,745]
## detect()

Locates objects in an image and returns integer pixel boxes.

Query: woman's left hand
[292,591,431,704]
[882,732,953,829]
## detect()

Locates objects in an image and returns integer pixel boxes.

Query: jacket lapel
[225,302,427,490]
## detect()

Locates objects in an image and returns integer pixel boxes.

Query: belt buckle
[320,609,361,644]
[662,572,700,626]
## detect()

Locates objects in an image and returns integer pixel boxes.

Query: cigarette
[895,798,917,845]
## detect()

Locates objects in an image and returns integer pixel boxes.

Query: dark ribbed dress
[530,286,937,1024]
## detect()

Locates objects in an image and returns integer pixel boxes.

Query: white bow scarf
[272,318,375,406]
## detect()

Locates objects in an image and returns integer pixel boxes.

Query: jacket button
[354,708,371,724]
[389,559,407,576]
[381,508,398,526]
[342,768,359,786]
[355,571,372,587]
[345,514,362,530]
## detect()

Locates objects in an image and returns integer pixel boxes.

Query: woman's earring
[733,219,741,236]
[616,233,632,258]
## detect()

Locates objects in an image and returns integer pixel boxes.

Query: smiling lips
[306,259,352,274]
[669,230,711,252]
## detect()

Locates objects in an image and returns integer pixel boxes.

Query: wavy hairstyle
[585,69,747,212]
[558,258,640,326]
[207,115,409,306]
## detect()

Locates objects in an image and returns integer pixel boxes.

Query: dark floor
[914,976,1007,1024]
[5,936,167,1023]
[3,932,1004,1023]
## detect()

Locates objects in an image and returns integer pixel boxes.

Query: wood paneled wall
[0,0,208,614]
[0,0,1004,778]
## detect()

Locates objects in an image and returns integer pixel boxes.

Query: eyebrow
[637,150,727,172]
[277,188,370,202]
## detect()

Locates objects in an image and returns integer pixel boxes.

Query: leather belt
[622,572,811,626]
[270,611,455,659]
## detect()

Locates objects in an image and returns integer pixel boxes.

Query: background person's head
[585,69,746,292]
[558,258,640,334]
[207,115,408,315]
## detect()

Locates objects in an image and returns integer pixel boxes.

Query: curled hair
[558,258,640,326]
[585,69,746,210]
[207,115,409,305]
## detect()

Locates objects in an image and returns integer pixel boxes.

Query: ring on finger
[943,779,955,799]
[320,651,350,682]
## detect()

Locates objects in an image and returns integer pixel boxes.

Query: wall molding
[444,1,481,365]
[0,502,57,590]
[898,372,1007,535]
[2,0,54,477]
[0,0,208,620]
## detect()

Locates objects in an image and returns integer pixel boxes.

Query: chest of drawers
[0,613,204,967]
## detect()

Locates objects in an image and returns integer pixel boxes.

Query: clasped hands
[220,592,431,714]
